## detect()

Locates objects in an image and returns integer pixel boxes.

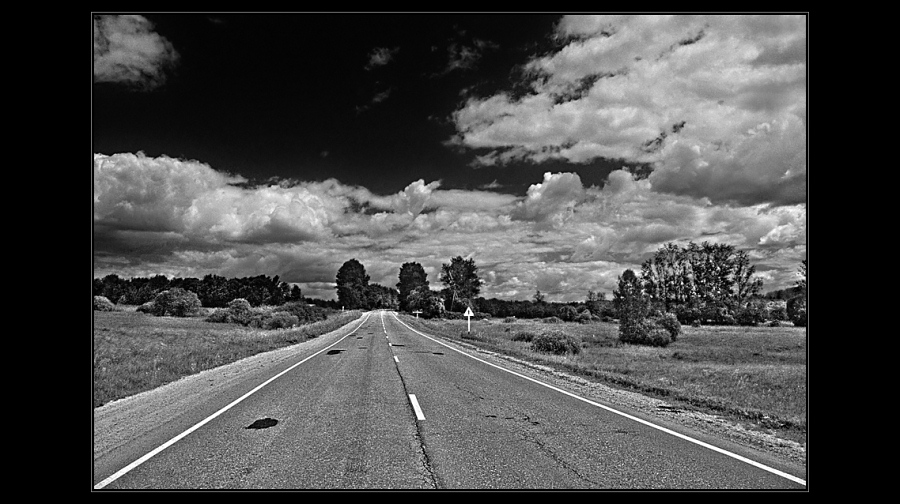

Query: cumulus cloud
[513,172,586,228]
[93,15,180,89]
[449,14,806,207]
[93,154,805,301]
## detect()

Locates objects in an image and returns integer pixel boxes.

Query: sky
[92,13,807,303]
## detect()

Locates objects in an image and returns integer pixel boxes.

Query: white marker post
[412,310,422,319]
[464,306,474,332]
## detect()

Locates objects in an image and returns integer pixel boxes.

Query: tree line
[93,273,308,308]
[95,241,806,332]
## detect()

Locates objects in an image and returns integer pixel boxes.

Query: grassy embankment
[92,309,363,408]
[399,315,807,445]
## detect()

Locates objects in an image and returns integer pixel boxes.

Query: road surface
[93,311,807,489]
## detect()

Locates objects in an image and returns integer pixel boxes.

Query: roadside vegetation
[93,308,362,408]
[401,315,807,444]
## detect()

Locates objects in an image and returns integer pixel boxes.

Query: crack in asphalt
[382,313,440,489]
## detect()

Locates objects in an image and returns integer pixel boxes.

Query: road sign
[412,310,422,318]
[464,307,474,332]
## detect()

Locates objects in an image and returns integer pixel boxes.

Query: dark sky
[93,13,622,195]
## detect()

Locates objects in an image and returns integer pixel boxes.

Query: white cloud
[94,155,806,301]
[450,14,806,207]
[93,15,180,89]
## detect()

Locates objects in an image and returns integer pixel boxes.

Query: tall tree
[440,256,482,312]
[336,258,370,309]
[533,289,546,304]
[397,262,429,312]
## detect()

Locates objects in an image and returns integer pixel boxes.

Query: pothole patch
[326,349,344,355]
[432,352,444,355]
[245,418,278,430]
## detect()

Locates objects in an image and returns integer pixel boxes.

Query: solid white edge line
[409,394,425,421]
[394,356,399,363]
[391,312,806,487]
[94,311,374,490]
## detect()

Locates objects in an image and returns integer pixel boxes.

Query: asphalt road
[93,310,807,490]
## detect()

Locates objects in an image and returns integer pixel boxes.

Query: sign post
[463,306,474,332]
[412,310,422,319]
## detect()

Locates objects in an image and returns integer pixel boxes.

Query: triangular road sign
[463,307,474,317]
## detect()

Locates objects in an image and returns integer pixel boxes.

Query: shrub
[653,312,681,342]
[226,298,254,325]
[503,317,517,323]
[575,310,593,324]
[557,305,579,322]
[620,319,672,347]
[674,304,702,326]
[787,295,807,327]
[276,301,328,324]
[531,330,581,355]
[93,296,116,311]
[247,311,300,330]
[149,288,202,317]
[542,316,563,324]
[511,331,537,342]
[137,301,155,314]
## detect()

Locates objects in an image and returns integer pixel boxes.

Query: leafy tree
[397,262,429,311]
[336,258,370,309]
[440,256,483,312]
[149,288,202,317]
[199,274,232,307]
[367,283,399,310]
[533,289,546,304]
[289,285,304,302]
[406,286,446,318]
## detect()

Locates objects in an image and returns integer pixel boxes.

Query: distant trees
[397,262,429,312]
[335,258,370,309]
[440,256,483,312]
[93,273,306,309]
[787,259,807,327]
[640,241,762,314]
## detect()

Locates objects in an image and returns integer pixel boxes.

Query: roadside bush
[557,305,579,322]
[93,296,116,311]
[674,304,702,326]
[503,317,517,323]
[575,310,593,324]
[531,330,581,355]
[247,311,300,330]
[652,312,681,342]
[276,301,328,324]
[735,304,767,326]
[149,288,202,317]
[511,331,537,342]
[787,295,807,327]
[137,301,155,314]
[542,316,562,324]
[620,319,672,347]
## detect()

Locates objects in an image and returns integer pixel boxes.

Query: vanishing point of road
[93,311,807,490]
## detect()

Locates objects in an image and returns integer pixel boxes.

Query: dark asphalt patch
[245,418,278,429]
[326,349,344,355]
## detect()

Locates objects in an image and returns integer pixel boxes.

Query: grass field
[92,309,362,408]
[92,309,806,446]
[400,316,807,444]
